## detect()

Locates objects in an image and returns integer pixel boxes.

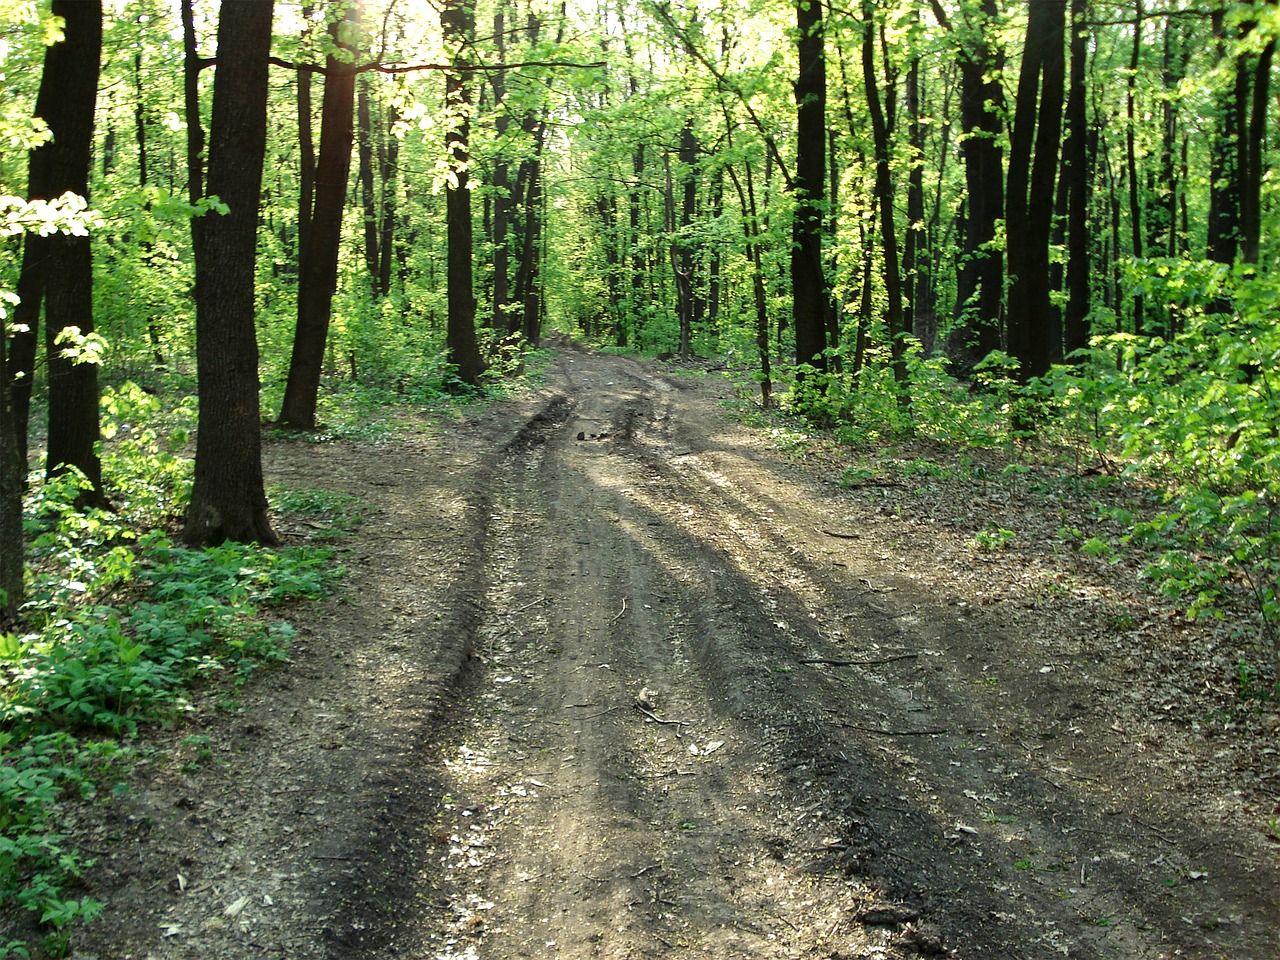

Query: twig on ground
[838,723,947,736]
[610,599,627,624]
[635,704,689,737]
[800,654,919,667]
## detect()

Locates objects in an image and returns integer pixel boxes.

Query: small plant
[972,526,1016,551]
[838,465,876,488]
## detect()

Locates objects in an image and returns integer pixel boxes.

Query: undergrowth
[0,383,348,958]
[770,261,1280,698]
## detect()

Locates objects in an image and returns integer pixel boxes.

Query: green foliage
[1,401,346,952]
[1049,266,1280,655]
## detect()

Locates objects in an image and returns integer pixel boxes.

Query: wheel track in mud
[69,346,1278,960]
[347,348,1279,960]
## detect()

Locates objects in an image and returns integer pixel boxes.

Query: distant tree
[442,0,486,382]
[793,0,832,373]
[931,0,1005,376]
[278,0,360,430]
[184,0,277,547]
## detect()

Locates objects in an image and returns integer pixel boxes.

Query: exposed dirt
[69,340,1278,959]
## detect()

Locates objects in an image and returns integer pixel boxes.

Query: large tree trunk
[443,0,485,383]
[1005,0,1066,385]
[933,0,1004,376]
[37,0,106,505]
[184,0,277,547]
[792,0,831,373]
[278,3,360,429]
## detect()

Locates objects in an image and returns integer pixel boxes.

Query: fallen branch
[610,599,627,624]
[840,723,947,736]
[800,654,919,667]
[635,704,688,737]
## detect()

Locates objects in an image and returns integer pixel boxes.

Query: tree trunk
[933,0,1004,376]
[1241,34,1273,265]
[37,0,106,505]
[1125,0,1144,335]
[863,2,908,401]
[1005,0,1066,385]
[1207,6,1242,265]
[792,0,831,373]
[0,313,20,619]
[278,3,360,429]
[377,97,399,298]
[1062,0,1091,359]
[357,78,380,293]
[443,0,485,382]
[184,0,277,547]
[181,0,205,206]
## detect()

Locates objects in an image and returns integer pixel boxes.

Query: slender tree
[932,0,1004,376]
[1061,0,1091,358]
[184,0,277,546]
[793,0,832,373]
[862,1,907,398]
[443,0,486,383]
[0,311,21,621]
[279,0,360,429]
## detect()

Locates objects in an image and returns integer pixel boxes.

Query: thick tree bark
[792,0,831,373]
[184,0,277,547]
[1006,0,1066,384]
[278,3,359,429]
[443,0,486,381]
[31,0,106,505]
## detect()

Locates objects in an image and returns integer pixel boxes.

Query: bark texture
[184,0,277,547]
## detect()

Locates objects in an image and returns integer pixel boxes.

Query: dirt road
[79,343,1278,959]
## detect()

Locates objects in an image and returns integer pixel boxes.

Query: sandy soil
[68,341,1278,959]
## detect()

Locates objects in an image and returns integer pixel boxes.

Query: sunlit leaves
[0,191,102,238]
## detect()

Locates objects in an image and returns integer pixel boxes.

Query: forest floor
[70,339,1278,960]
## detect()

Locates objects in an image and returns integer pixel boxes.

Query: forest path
[77,343,1278,960]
